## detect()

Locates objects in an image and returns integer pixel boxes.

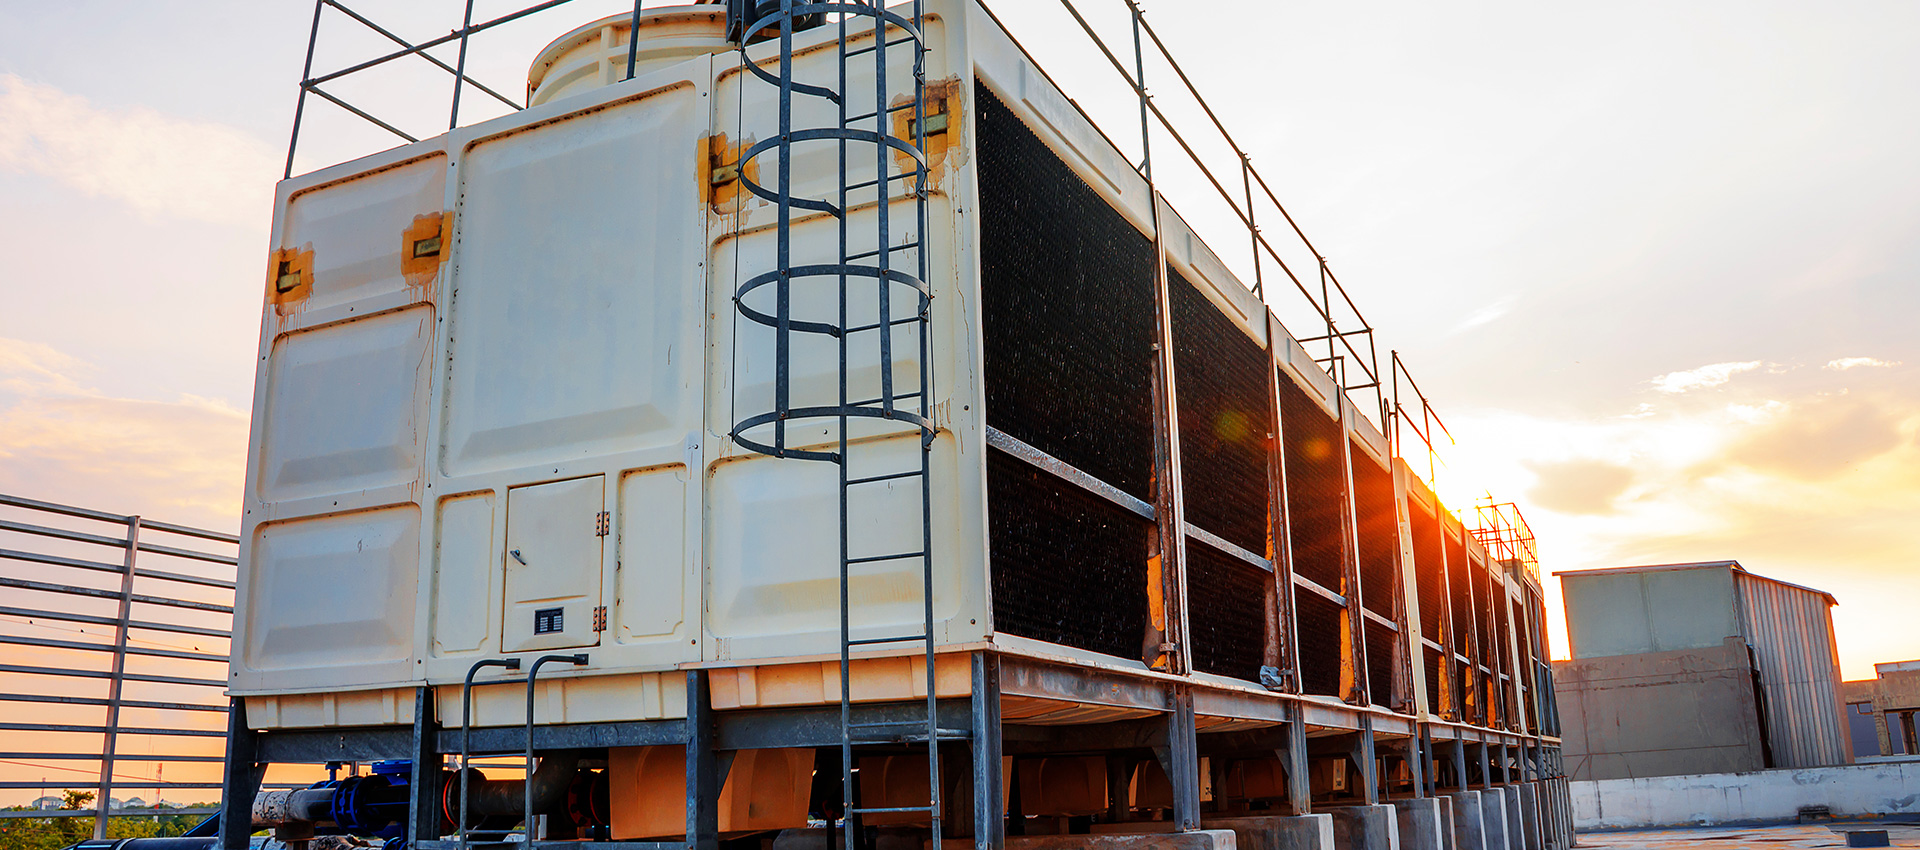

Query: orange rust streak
[401,211,448,288]
[268,244,315,317]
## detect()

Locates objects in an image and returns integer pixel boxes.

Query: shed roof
[1553,560,1836,605]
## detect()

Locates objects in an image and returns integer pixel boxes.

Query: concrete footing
[1205,815,1336,850]
[1002,829,1241,850]
[1324,804,1400,850]
[1500,787,1524,850]
[1445,791,1486,850]
[1517,783,1543,850]
[1387,798,1445,850]
[1478,790,1509,850]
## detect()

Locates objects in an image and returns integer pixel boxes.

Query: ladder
[726,0,944,845]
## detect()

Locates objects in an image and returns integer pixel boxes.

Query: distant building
[1551,560,1851,781]
[1842,659,1920,759]
[30,796,63,810]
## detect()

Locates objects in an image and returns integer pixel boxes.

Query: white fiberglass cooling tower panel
[244,506,420,676]
[441,82,704,476]
[705,433,965,659]
[433,492,496,656]
[615,464,689,646]
[279,154,446,311]
[257,306,432,502]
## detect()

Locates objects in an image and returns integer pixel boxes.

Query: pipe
[248,753,583,831]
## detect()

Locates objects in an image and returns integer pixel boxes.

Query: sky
[0,0,1915,715]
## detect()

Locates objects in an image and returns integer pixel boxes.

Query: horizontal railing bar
[1292,574,1346,607]
[319,0,523,112]
[135,566,237,590]
[0,725,226,740]
[0,605,232,639]
[0,518,127,549]
[134,519,238,545]
[306,84,418,143]
[985,427,1155,522]
[1183,522,1272,573]
[0,547,122,574]
[846,634,929,646]
[0,808,221,820]
[0,576,233,613]
[0,634,227,664]
[844,551,924,565]
[0,752,227,762]
[0,693,227,712]
[136,540,239,567]
[0,663,227,687]
[0,494,234,543]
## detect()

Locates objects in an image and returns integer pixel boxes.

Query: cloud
[1650,360,1761,394]
[0,337,245,530]
[1827,356,1900,371]
[1451,295,1517,334]
[1729,399,1906,481]
[1525,458,1633,515]
[0,74,279,228]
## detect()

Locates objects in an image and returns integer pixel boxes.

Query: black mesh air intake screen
[1348,440,1399,617]
[1409,504,1446,646]
[987,451,1151,660]
[1186,541,1268,682]
[1476,560,1497,683]
[1169,269,1272,555]
[1423,645,1444,717]
[1445,530,1472,661]
[1277,373,1346,592]
[1365,619,1396,709]
[976,81,1155,501]
[1295,590,1344,698]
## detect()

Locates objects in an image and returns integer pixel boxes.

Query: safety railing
[1471,499,1540,586]
[0,494,295,838]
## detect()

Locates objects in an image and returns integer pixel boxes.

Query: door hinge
[595,511,610,537]
[592,606,608,632]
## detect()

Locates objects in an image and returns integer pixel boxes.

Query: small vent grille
[1186,539,1268,683]
[1365,618,1396,708]
[1349,439,1399,617]
[987,451,1152,661]
[1277,373,1346,592]
[1295,590,1344,697]
[1170,268,1272,555]
[977,81,1156,502]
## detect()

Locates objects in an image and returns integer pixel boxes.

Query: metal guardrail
[0,494,269,837]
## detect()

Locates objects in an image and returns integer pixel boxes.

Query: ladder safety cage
[722,0,943,845]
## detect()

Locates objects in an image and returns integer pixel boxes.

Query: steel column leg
[410,687,442,844]
[1451,739,1469,791]
[1160,687,1201,830]
[219,698,263,850]
[1356,718,1379,805]
[1477,742,1492,789]
[1282,704,1311,815]
[972,653,1005,850]
[687,670,718,850]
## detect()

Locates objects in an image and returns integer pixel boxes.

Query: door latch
[510,549,527,565]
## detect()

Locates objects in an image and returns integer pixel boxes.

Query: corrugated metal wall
[1735,573,1853,767]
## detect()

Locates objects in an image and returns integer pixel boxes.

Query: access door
[504,476,605,652]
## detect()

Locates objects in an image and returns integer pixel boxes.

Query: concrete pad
[1001,828,1240,850]
[1445,791,1485,850]
[1501,787,1524,850]
[1435,796,1456,850]
[1477,790,1509,850]
[1387,798,1445,850]
[1205,815,1336,850]
[1323,804,1400,850]
[1517,783,1543,850]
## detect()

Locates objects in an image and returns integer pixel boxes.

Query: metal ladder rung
[844,316,922,335]
[845,470,922,486]
[845,632,930,646]
[845,550,925,565]
[846,390,923,407]
[843,36,919,59]
[848,728,971,742]
[846,240,922,261]
[841,170,923,193]
[848,806,938,814]
[844,102,924,124]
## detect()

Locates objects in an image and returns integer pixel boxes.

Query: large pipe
[249,751,583,829]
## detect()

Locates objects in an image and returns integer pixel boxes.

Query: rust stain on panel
[700,132,758,216]
[891,76,962,185]
[267,244,315,316]
[401,211,448,289]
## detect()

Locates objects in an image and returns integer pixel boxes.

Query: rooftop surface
[1579,824,1920,849]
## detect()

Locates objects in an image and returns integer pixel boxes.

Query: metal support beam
[410,687,443,845]
[1283,706,1311,815]
[687,670,718,850]
[1356,718,1380,805]
[219,698,263,850]
[972,653,1005,850]
[92,515,140,840]
[1157,687,1202,830]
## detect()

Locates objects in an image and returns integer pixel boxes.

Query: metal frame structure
[221,1,1573,847]
[0,494,262,838]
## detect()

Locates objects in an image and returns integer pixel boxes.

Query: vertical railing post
[448,0,478,129]
[284,0,325,178]
[93,514,140,839]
